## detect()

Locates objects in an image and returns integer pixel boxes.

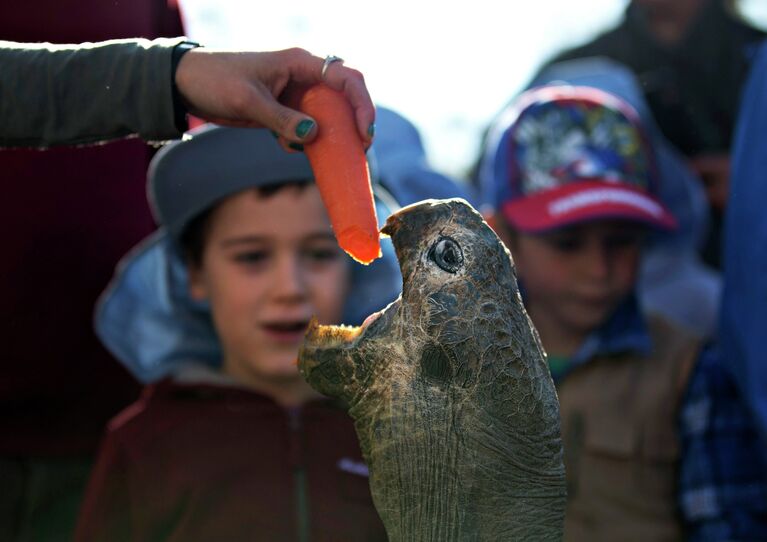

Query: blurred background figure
[0,2,183,540]
[677,45,767,534]
[520,57,721,340]
[721,40,767,454]
[478,85,701,540]
[537,0,766,268]
[478,82,767,541]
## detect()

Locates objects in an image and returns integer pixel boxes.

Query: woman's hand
[175,47,375,149]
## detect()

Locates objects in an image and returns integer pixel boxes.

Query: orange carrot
[299,84,381,264]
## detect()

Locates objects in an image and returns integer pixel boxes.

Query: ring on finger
[321,55,344,80]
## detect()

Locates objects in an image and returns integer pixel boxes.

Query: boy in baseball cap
[479,85,699,540]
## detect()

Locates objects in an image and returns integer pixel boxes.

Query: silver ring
[321,55,344,80]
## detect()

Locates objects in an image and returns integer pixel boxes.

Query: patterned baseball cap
[486,85,676,232]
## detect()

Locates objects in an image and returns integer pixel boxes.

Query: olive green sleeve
[0,37,187,148]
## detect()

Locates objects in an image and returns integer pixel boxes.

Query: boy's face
[188,184,350,391]
[501,220,644,349]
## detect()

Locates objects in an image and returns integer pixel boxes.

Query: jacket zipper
[288,408,309,542]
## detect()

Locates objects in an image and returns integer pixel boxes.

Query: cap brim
[502,180,677,233]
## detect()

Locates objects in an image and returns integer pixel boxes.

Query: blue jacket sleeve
[721,39,767,452]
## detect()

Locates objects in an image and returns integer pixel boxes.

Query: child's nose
[272,255,307,301]
[582,242,612,280]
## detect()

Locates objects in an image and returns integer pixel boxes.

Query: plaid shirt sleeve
[679,346,767,542]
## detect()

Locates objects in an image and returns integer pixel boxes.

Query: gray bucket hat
[148,124,315,240]
[96,125,402,382]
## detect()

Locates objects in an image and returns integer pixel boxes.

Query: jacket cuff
[170,41,202,133]
[136,36,191,143]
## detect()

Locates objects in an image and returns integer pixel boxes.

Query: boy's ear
[187,264,209,301]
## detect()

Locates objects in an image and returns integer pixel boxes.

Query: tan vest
[558,315,699,542]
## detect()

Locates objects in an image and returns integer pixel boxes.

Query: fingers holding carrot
[176,47,374,148]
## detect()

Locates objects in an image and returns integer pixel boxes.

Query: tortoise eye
[430,237,463,273]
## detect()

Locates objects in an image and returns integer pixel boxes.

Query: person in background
[676,39,767,542]
[535,0,766,268]
[517,56,721,340]
[479,85,698,541]
[720,37,767,457]
[74,125,393,542]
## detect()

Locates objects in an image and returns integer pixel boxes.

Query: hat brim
[502,180,677,233]
[148,125,316,240]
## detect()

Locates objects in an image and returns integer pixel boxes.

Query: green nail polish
[295,119,315,139]
[289,142,304,151]
[367,123,376,138]
[270,130,279,139]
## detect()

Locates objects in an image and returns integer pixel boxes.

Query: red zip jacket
[74,378,387,542]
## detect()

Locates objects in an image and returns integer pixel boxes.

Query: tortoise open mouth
[304,318,361,348]
[298,303,395,398]
[304,307,385,348]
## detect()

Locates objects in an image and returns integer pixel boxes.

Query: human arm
[0,38,184,147]
[678,346,767,541]
[0,39,375,148]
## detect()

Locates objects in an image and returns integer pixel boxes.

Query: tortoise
[299,198,566,541]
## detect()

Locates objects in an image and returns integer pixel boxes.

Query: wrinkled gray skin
[299,199,566,541]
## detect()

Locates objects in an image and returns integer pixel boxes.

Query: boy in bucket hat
[74,125,391,541]
[479,85,700,541]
